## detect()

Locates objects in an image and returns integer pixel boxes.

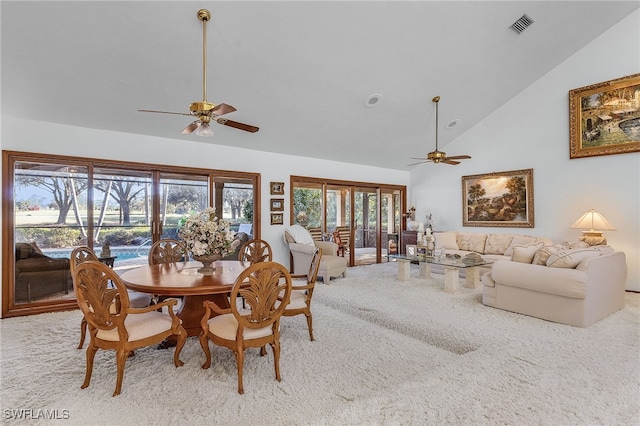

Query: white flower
[178,207,236,258]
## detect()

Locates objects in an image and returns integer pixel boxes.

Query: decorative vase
[191,254,222,275]
[406,220,420,231]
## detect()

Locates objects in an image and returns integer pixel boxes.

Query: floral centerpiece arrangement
[178,207,235,274]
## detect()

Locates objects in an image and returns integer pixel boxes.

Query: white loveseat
[429,231,627,326]
[284,225,348,283]
[482,247,627,327]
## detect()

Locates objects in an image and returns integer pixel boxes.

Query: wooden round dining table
[120,260,249,338]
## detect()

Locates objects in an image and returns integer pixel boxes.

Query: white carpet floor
[1,262,638,425]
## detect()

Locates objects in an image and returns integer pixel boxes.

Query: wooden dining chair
[71,246,99,349]
[238,239,273,309]
[148,238,187,265]
[332,231,345,257]
[238,238,273,264]
[199,261,292,394]
[71,246,151,349]
[148,238,187,307]
[282,247,322,341]
[72,260,186,397]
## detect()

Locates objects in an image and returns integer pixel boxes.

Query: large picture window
[2,151,260,318]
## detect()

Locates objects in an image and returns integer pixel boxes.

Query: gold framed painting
[270,198,284,211]
[462,169,534,228]
[270,213,283,225]
[569,73,640,159]
[270,182,285,195]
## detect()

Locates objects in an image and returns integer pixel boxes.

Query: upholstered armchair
[284,225,347,284]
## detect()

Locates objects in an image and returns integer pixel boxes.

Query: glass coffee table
[390,254,493,293]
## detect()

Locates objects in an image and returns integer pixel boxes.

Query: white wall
[1,117,408,271]
[410,11,640,291]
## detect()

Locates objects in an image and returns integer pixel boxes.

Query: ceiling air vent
[510,14,534,34]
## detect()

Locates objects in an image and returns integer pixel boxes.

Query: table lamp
[570,209,616,246]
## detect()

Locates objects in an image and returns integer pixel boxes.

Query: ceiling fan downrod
[189,9,215,116]
[433,95,440,152]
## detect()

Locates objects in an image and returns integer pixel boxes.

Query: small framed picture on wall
[270,198,284,211]
[270,182,285,195]
[270,213,284,225]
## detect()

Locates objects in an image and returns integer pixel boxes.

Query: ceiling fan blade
[215,118,259,133]
[407,160,430,166]
[409,157,428,160]
[211,103,237,116]
[442,159,461,165]
[445,155,471,160]
[138,109,191,116]
[180,121,199,134]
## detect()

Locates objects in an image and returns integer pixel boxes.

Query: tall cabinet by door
[400,231,417,255]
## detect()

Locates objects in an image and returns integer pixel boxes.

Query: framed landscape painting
[462,169,534,228]
[569,73,640,159]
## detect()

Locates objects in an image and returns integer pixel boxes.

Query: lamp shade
[570,209,616,231]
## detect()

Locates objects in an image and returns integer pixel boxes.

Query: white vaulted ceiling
[2,1,638,170]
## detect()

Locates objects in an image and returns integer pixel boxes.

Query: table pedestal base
[444,267,460,293]
[178,294,230,336]
[464,267,481,289]
[397,259,411,282]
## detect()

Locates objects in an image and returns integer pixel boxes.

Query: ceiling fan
[409,96,470,166]
[138,9,258,137]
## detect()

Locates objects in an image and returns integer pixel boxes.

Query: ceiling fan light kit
[138,9,258,137]
[408,95,471,167]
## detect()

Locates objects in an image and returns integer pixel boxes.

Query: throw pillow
[511,243,543,263]
[456,232,487,253]
[504,235,537,256]
[434,232,459,250]
[285,225,315,246]
[546,247,601,268]
[484,234,514,255]
[561,240,589,249]
[532,245,561,265]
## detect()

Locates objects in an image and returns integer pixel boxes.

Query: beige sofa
[430,231,627,326]
[482,247,627,327]
[431,231,554,277]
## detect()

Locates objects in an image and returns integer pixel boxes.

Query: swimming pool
[44,246,150,260]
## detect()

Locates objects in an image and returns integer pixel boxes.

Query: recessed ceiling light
[364,94,383,108]
[446,119,461,129]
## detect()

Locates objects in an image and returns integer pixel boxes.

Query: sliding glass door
[291,176,405,267]
[3,151,260,318]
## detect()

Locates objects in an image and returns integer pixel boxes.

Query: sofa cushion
[546,247,601,268]
[504,235,537,256]
[511,243,543,263]
[456,232,487,254]
[484,234,514,255]
[434,232,459,250]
